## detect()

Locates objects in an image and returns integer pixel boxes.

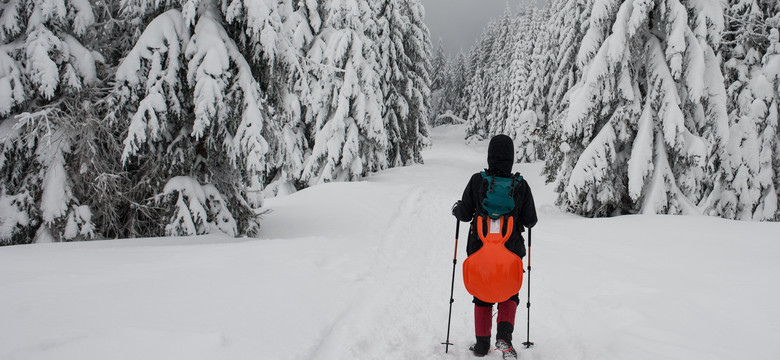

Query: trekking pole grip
[454,220,460,259]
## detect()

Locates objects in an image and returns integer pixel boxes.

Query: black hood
[487,134,514,175]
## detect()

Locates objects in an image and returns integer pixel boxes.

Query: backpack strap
[509,172,523,196]
[480,171,495,193]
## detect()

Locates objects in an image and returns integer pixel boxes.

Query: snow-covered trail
[259,124,492,360]
[1,125,779,360]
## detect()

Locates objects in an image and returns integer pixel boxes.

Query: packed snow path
[1,125,778,360]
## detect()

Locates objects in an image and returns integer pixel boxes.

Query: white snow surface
[1,124,778,360]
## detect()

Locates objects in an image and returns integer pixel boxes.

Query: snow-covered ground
[1,124,778,360]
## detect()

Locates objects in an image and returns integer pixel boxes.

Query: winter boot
[496,321,514,344]
[495,339,517,359]
[470,336,491,357]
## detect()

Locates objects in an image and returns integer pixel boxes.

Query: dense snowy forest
[431,0,780,221]
[0,0,431,244]
[2,0,779,245]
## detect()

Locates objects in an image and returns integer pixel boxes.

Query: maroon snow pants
[474,293,519,342]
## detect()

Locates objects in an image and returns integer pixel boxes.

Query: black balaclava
[487,134,514,175]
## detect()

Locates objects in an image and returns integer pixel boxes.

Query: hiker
[451,134,537,358]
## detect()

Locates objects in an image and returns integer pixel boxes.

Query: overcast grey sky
[421,0,547,56]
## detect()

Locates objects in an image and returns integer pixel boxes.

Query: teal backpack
[480,171,522,219]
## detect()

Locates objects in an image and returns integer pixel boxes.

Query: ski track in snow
[308,186,427,359]
[1,124,779,360]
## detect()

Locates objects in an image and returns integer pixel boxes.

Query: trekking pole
[522,227,534,348]
[442,219,460,353]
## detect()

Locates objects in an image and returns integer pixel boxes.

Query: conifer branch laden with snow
[712,0,780,221]
[0,0,108,244]
[553,0,731,217]
[112,1,276,237]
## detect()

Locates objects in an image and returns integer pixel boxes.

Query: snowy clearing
[1,124,778,360]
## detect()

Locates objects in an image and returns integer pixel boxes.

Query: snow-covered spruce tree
[519,5,552,126]
[0,0,108,244]
[507,10,531,135]
[429,38,447,126]
[505,9,529,157]
[768,7,780,221]
[555,0,731,217]
[714,0,780,220]
[369,0,431,168]
[113,0,277,237]
[464,19,500,143]
[221,0,321,196]
[484,5,514,140]
[541,0,595,183]
[300,0,388,184]
[396,0,432,164]
[506,5,550,163]
[446,51,469,121]
[431,39,446,92]
[521,6,552,162]
[431,49,468,125]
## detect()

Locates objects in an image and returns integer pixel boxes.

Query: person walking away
[452,134,538,358]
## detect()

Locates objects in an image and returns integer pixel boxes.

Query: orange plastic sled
[462,216,524,303]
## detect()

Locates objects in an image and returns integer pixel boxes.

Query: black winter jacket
[453,171,537,258]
